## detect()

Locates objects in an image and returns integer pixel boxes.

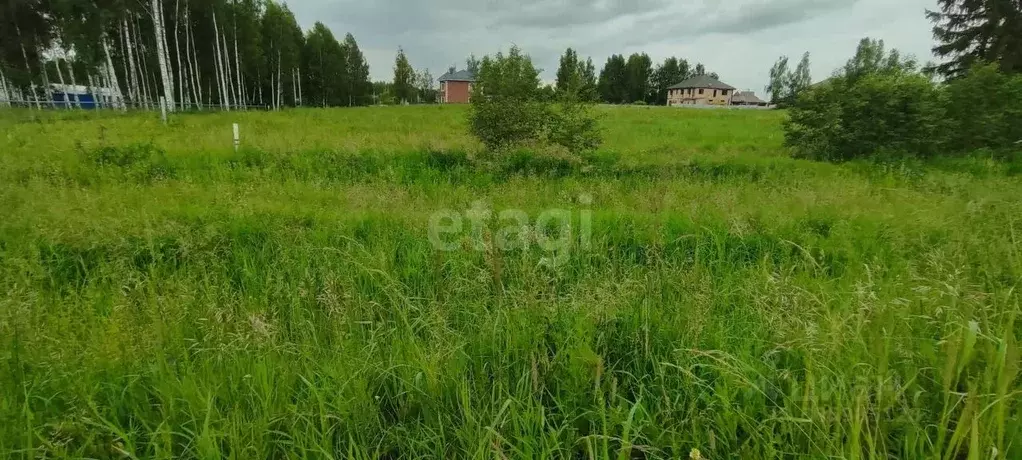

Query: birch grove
[0,66,10,106]
[0,0,375,111]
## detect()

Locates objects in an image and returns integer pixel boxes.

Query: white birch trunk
[135,15,153,109]
[15,24,42,110]
[102,37,126,110]
[63,57,82,109]
[173,0,185,109]
[296,67,302,107]
[54,54,70,108]
[212,11,228,110]
[161,4,175,110]
[291,67,296,108]
[88,74,99,109]
[276,48,282,110]
[232,12,244,109]
[151,0,176,111]
[222,32,235,109]
[120,47,132,107]
[185,1,202,110]
[0,67,10,107]
[120,19,135,103]
[38,55,51,108]
[257,68,263,106]
[159,1,175,110]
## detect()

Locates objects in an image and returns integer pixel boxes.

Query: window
[698,88,704,95]
[713,90,718,97]
[721,90,729,96]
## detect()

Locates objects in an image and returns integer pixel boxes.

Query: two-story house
[666,75,736,106]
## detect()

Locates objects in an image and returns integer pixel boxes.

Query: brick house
[730,91,769,106]
[438,69,476,104]
[666,75,736,106]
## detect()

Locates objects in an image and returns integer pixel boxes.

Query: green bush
[470,98,550,151]
[944,64,1022,154]
[469,46,548,151]
[785,72,946,161]
[784,39,1022,162]
[470,46,602,156]
[547,99,602,155]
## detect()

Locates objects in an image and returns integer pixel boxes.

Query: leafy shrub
[943,64,1022,155]
[470,47,549,151]
[470,99,550,151]
[470,46,602,156]
[631,100,647,106]
[785,72,946,161]
[547,99,602,155]
[784,38,1022,162]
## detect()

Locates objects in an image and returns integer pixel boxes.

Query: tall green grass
[0,106,1019,458]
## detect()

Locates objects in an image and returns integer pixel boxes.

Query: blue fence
[51,92,98,109]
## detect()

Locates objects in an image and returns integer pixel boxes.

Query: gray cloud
[698,0,860,34]
[285,0,937,95]
[620,0,859,48]
[498,0,668,28]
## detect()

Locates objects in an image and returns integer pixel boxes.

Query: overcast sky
[286,0,938,94]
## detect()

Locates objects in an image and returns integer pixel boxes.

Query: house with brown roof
[730,91,769,107]
[666,75,736,106]
[438,69,476,104]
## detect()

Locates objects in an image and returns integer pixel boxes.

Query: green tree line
[551,48,718,105]
[783,0,1022,161]
[0,0,373,110]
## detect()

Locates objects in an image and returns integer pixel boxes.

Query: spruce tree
[928,0,1022,78]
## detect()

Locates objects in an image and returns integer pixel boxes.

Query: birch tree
[222,32,236,108]
[14,24,42,109]
[185,2,202,109]
[173,0,186,109]
[120,19,137,105]
[232,1,245,107]
[102,37,125,110]
[212,11,229,109]
[133,15,153,109]
[151,0,175,111]
[53,51,71,108]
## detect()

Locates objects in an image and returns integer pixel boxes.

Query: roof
[438,69,476,82]
[49,83,119,96]
[730,91,767,104]
[667,74,735,90]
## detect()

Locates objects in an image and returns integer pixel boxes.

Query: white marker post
[232,123,240,152]
[159,96,167,125]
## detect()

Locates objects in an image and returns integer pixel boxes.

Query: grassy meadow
[0,105,1019,458]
